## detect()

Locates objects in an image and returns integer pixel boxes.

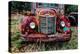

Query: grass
[9,14,78,53]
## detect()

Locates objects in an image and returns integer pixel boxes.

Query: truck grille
[39,16,56,34]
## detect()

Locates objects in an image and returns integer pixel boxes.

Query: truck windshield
[38,3,58,8]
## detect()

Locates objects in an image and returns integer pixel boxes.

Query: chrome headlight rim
[60,21,65,27]
[29,22,35,29]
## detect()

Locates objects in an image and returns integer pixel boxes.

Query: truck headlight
[29,22,35,29]
[60,21,65,27]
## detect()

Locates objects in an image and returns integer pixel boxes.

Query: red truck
[19,8,71,42]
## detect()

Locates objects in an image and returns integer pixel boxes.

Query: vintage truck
[19,3,71,42]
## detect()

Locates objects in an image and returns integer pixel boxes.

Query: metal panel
[39,16,56,34]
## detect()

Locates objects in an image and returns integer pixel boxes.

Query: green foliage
[11,32,24,49]
[65,5,78,14]
[11,32,20,41]
[9,1,31,13]
[15,39,23,48]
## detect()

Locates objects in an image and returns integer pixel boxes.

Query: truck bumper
[21,33,71,42]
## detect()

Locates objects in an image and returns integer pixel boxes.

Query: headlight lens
[30,22,35,29]
[60,21,65,27]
